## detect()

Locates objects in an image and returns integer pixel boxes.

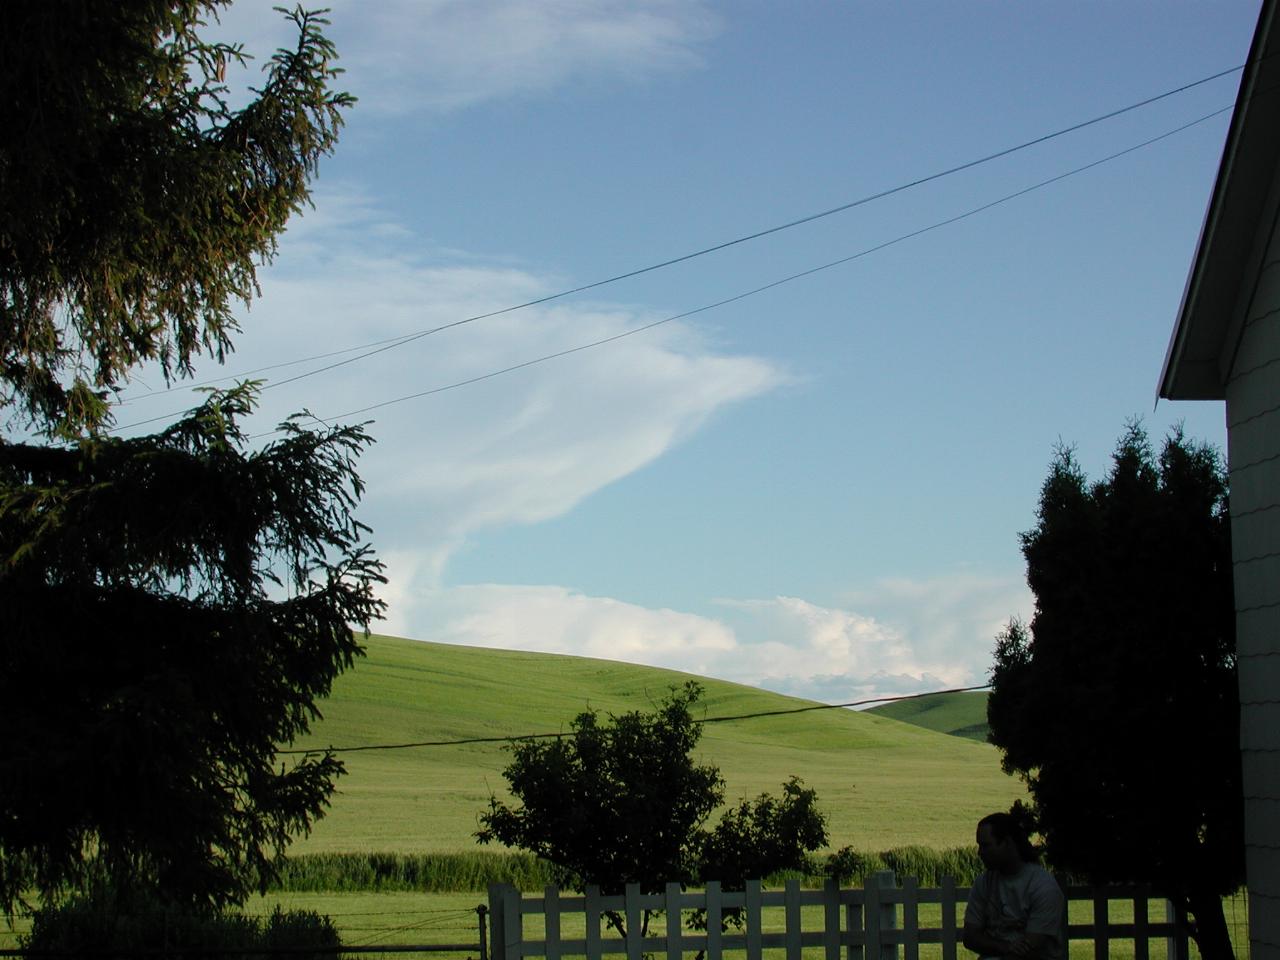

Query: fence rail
[488,874,1190,960]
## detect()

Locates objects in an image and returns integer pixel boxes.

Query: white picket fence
[487,873,1190,960]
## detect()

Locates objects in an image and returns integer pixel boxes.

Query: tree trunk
[1187,887,1235,960]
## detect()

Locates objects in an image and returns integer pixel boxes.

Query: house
[1159,0,1280,955]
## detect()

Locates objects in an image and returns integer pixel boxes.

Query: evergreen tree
[1,1,352,438]
[0,3,381,910]
[988,423,1242,960]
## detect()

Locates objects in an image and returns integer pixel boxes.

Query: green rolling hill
[288,635,1021,855]
[865,691,991,742]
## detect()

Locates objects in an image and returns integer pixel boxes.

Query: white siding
[1225,219,1280,958]
[1256,893,1280,953]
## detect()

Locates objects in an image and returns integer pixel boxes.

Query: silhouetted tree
[698,776,826,889]
[477,683,827,936]
[0,2,378,911]
[988,423,1242,960]
[0,386,385,909]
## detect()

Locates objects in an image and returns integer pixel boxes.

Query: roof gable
[1160,0,1280,399]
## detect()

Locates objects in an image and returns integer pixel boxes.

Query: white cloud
[109,186,1027,703]
[840,572,1033,680]
[711,593,987,700]
[114,184,786,605]
[391,575,1030,704]
[208,1,720,115]
[418,585,736,675]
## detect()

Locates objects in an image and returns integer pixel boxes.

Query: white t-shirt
[963,863,1065,960]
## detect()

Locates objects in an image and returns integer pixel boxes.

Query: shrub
[23,887,340,960]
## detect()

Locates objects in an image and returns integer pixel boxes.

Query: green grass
[865,691,990,742]
[2,638,1249,955]
[287,635,1025,855]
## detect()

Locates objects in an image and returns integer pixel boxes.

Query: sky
[112,0,1260,704]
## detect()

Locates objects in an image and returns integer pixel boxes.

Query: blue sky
[115,0,1257,701]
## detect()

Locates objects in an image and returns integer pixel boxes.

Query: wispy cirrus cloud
[118,183,786,592]
[210,1,720,115]
[112,183,1025,706]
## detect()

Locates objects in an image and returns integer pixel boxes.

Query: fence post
[864,873,881,960]
[875,871,898,960]
[1092,891,1108,960]
[706,880,723,960]
[849,877,865,960]
[487,884,502,960]
[586,885,603,960]
[939,876,957,960]
[625,882,643,960]
[488,883,517,960]
[785,878,803,960]
[1165,900,1190,960]
[745,878,763,960]
[546,885,562,960]
[478,904,489,960]
[901,876,919,960]
[1133,892,1148,960]
[666,882,683,960]
[822,877,842,960]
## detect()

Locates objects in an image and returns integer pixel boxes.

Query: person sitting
[962,812,1065,960]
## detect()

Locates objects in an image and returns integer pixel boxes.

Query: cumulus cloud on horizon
[380,575,1032,703]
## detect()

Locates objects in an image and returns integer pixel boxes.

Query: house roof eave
[1160,0,1280,401]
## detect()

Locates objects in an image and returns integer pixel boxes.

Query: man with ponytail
[962,813,1065,960]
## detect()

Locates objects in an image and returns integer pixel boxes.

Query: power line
[257,102,1231,436]
[277,683,991,755]
[110,62,1243,433]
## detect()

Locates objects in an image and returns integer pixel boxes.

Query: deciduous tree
[988,423,1241,960]
[477,683,827,936]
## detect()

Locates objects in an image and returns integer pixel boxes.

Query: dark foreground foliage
[988,423,1241,960]
[23,886,340,960]
[0,387,385,910]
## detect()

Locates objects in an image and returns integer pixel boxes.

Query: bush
[23,888,340,960]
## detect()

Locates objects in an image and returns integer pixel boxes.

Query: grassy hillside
[865,691,990,742]
[288,635,1022,854]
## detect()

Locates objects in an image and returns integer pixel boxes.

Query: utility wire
[278,683,991,755]
[253,103,1231,437]
[110,62,1243,432]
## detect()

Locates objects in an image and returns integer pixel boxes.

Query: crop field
[285,634,1024,855]
[865,691,989,742]
[2,637,1246,955]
